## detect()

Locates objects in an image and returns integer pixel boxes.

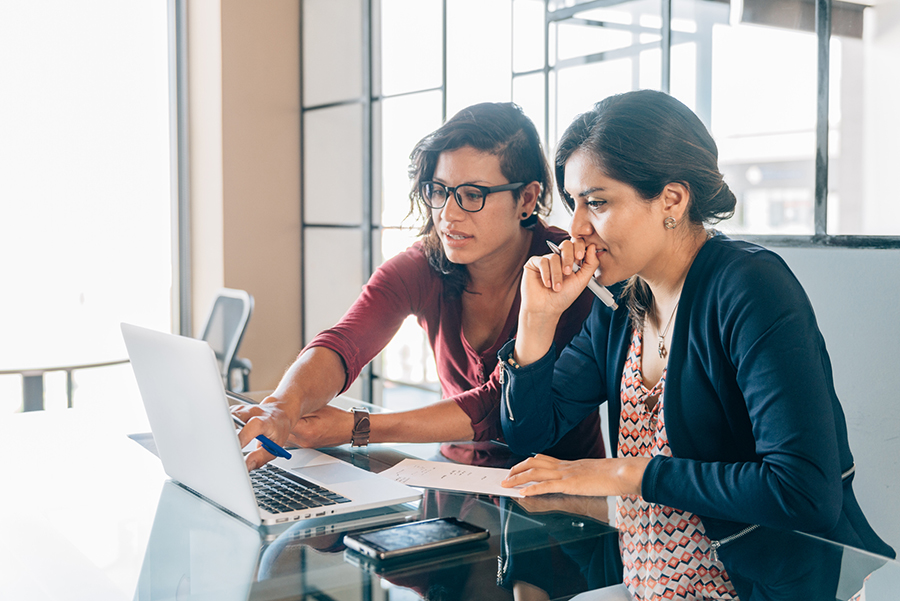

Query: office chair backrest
[199,288,253,389]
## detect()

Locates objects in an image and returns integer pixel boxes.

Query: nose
[439,191,466,222]
[569,203,593,238]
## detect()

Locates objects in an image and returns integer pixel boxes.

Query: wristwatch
[350,406,370,447]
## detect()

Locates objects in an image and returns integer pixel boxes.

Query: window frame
[539,0,900,249]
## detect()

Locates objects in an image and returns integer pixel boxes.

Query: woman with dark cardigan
[499,90,894,600]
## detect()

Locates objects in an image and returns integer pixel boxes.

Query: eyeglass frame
[418,181,526,213]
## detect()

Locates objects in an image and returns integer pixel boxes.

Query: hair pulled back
[555,90,736,327]
[409,102,552,297]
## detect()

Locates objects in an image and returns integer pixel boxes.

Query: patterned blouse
[616,329,738,600]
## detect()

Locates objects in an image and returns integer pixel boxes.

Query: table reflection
[134,442,899,601]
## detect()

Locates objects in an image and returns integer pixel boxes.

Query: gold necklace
[654,301,679,359]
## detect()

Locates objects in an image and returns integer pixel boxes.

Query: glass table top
[2,396,898,601]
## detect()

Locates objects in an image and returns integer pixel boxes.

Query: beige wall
[188,0,302,391]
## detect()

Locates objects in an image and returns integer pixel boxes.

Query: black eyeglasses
[419,181,525,213]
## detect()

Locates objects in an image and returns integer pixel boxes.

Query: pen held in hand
[232,414,292,460]
[545,240,619,310]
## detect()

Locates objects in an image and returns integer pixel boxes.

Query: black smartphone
[342,517,489,561]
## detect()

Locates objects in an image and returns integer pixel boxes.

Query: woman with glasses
[234,102,604,470]
[498,90,893,600]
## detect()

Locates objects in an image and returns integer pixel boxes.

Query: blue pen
[232,414,292,459]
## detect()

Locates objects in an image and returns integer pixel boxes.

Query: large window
[302,0,900,407]
[542,0,900,239]
[0,1,174,415]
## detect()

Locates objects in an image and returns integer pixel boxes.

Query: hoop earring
[664,216,677,230]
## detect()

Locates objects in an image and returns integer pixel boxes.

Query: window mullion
[815,0,831,236]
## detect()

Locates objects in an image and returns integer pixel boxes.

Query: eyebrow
[432,178,490,187]
[569,186,607,198]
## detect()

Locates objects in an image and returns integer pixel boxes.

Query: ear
[518,181,541,217]
[661,182,690,221]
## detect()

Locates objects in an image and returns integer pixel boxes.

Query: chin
[441,247,469,265]
[596,271,623,287]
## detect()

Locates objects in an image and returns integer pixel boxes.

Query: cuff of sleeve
[468,402,500,441]
[640,454,667,502]
[496,338,556,375]
[497,338,556,429]
[303,332,360,395]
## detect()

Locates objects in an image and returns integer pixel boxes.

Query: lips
[441,230,473,248]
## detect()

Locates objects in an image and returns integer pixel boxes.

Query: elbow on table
[501,419,554,458]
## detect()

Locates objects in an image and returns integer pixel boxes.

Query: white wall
[775,245,900,550]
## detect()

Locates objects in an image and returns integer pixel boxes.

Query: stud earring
[664,216,677,229]
[521,212,529,219]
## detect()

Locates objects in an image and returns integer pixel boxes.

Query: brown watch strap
[350,407,370,447]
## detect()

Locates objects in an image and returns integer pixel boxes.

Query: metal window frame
[536,0,900,250]
[171,0,191,336]
[299,0,449,405]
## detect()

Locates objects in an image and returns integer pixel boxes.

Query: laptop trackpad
[293,463,369,485]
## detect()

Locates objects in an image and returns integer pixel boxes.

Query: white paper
[379,458,528,498]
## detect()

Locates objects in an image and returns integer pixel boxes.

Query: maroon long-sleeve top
[306,219,604,459]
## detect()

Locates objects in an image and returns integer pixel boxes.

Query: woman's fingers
[559,238,586,273]
[502,454,561,484]
[517,480,569,497]
[245,446,275,471]
[527,255,564,292]
[581,243,600,272]
[231,402,293,470]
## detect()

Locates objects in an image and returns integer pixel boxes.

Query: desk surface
[2,396,899,601]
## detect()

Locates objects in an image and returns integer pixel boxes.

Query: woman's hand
[501,454,650,498]
[520,239,600,320]
[232,347,349,470]
[514,239,601,366]
[233,402,356,469]
[287,405,355,449]
[233,397,297,471]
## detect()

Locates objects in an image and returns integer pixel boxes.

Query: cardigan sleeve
[461,286,597,445]
[641,249,845,535]
[499,300,610,457]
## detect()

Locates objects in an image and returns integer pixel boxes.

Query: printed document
[379,458,528,498]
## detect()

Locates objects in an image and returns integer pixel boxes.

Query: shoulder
[689,235,806,305]
[368,241,443,301]
[684,236,818,350]
[375,241,432,277]
[528,219,569,257]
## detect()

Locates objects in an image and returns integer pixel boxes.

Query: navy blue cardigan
[499,235,894,557]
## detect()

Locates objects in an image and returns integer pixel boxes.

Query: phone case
[343,517,489,561]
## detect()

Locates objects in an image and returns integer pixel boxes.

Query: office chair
[199,288,254,392]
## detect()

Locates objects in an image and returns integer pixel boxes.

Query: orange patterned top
[616,329,737,600]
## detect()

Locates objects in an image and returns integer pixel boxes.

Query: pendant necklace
[655,301,679,359]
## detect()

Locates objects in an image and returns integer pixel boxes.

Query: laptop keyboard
[250,464,352,515]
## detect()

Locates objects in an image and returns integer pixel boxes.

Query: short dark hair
[408,102,552,297]
[555,90,736,328]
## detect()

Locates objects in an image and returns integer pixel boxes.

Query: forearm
[266,346,348,420]
[369,400,475,444]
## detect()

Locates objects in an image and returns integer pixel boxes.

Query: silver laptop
[121,322,422,529]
